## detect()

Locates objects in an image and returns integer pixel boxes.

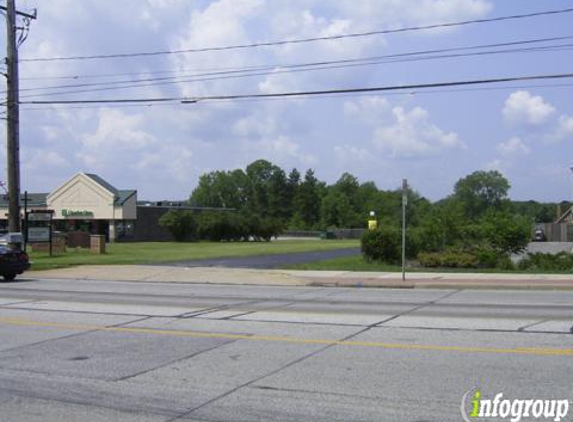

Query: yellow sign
[368,219,377,230]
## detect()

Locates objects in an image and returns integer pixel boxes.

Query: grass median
[28,239,360,271]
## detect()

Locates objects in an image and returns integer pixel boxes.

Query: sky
[2,0,573,202]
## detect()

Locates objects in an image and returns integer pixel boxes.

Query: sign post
[402,179,408,282]
[26,210,54,256]
[368,211,377,231]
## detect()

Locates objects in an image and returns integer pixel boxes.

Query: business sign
[62,209,94,218]
[28,212,52,222]
[28,227,50,242]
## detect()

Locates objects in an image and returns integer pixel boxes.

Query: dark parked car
[0,246,30,281]
[533,228,547,242]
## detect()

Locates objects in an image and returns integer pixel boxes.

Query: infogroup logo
[461,389,571,422]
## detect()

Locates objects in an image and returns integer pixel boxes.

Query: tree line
[188,158,567,232]
[157,159,572,269]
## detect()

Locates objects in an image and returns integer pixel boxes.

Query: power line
[18,72,573,105]
[17,35,573,93]
[17,83,573,111]
[15,41,573,100]
[19,7,573,63]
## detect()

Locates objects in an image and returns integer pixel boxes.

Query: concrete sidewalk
[25,265,573,290]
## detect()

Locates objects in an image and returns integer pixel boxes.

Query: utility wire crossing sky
[4,0,573,202]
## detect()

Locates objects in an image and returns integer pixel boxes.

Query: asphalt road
[0,278,571,421]
[157,247,361,268]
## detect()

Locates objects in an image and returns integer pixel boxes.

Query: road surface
[0,278,571,421]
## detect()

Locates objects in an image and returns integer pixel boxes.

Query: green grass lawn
[28,239,360,271]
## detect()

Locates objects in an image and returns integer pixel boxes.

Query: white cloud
[24,150,69,172]
[484,158,510,173]
[334,0,493,32]
[344,97,392,123]
[233,115,277,137]
[547,115,573,143]
[496,137,530,156]
[334,145,375,162]
[81,108,155,150]
[503,91,556,126]
[171,0,264,97]
[240,135,317,167]
[373,106,463,158]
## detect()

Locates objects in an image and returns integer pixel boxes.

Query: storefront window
[117,220,134,238]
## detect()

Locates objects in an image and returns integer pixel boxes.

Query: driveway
[154,247,361,269]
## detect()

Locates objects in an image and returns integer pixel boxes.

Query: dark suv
[0,245,30,281]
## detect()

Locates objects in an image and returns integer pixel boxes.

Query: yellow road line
[0,317,571,356]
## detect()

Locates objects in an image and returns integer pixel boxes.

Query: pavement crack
[116,338,236,382]
[166,324,372,422]
[0,316,152,355]
[249,384,382,401]
[374,289,461,327]
[0,299,39,307]
[517,319,549,332]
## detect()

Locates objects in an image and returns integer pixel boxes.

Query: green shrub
[245,215,283,242]
[419,251,479,268]
[197,211,283,242]
[198,212,247,241]
[158,210,198,242]
[475,248,499,268]
[518,252,573,271]
[481,211,530,254]
[361,227,401,264]
[419,249,514,269]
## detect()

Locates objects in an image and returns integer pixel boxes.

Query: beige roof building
[0,173,137,242]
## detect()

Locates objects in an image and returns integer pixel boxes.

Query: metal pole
[23,190,27,252]
[401,179,407,281]
[6,0,21,239]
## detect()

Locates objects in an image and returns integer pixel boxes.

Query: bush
[250,216,283,242]
[198,212,246,241]
[419,251,479,268]
[518,252,573,271]
[475,248,499,268]
[158,210,198,241]
[480,211,530,254]
[419,248,515,269]
[197,211,283,242]
[361,227,401,264]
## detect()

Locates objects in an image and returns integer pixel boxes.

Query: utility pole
[6,0,21,237]
[4,0,35,244]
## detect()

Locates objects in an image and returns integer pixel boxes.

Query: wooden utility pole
[4,1,36,242]
[6,0,21,235]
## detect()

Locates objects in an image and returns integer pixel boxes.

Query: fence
[534,223,573,242]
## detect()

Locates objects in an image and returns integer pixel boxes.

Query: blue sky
[4,0,573,201]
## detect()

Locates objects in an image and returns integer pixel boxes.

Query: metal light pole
[401,179,407,282]
[570,166,573,204]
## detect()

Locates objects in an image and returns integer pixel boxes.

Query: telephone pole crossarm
[0,5,36,20]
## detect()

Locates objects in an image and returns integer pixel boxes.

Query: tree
[284,168,301,219]
[291,169,323,229]
[320,190,354,228]
[454,170,510,219]
[159,210,197,241]
[245,159,289,219]
[480,210,530,254]
[418,198,466,252]
[190,170,248,210]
